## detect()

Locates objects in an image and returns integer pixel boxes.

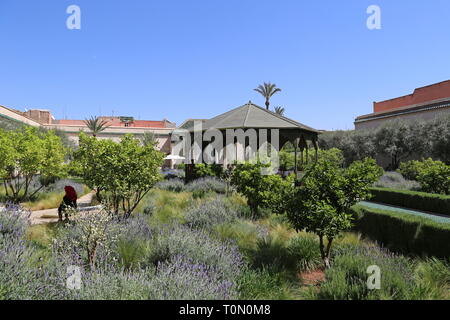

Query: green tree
[286,157,382,268]
[74,132,164,217]
[254,82,282,110]
[230,162,293,217]
[0,127,67,202]
[84,116,110,137]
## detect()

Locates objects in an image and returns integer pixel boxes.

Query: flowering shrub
[307,244,441,300]
[0,206,67,300]
[148,225,244,281]
[53,210,120,270]
[149,255,238,299]
[185,177,227,194]
[185,197,238,230]
[155,179,185,192]
[373,171,421,191]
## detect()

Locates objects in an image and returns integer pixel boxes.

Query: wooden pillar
[294,138,299,176]
[313,139,319,163]
[305,144,309,165]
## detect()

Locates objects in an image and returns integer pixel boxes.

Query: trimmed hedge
[369,187,450,217]
[350,205,450,258]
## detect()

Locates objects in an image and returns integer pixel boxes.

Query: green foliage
[230,162,293,217]
[369,187,450,216]
[193,163,224,179]
[237,266,293,300]
[398,160,426,181]
[351,205,450,258]
[83,116,110,137]
[319,116,450,168]
[0,127,67,202]
[398,158,450,194]
[306,245,439,300]
[74,132,164,217]
[416,161,450,195]
[254,82,282,109]
[287,157,383,267]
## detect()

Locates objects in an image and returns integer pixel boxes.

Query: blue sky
[1,0,450,130]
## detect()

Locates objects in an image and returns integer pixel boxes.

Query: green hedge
[369,187,450,217]
[350,205,450,258]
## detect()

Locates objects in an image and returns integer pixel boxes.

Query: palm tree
[141,132,157,147]
[84,116,110,137]
[254,82,282,110]
[274,106,285,116]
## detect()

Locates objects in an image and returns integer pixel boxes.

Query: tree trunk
[265,100,270,110]
[319,235,332,269]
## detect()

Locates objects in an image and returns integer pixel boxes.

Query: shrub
[398,160,425,181]
[373,172,421,191]
[147,225,244,280]
[417,161,450,195]
[0,206,66,300]
[369,187,450,216]
[398,158,450,195]
[185,197,238,230]
[287,236,322,272]
[185,177,226,194]
[155,179,185,192]
[351,205,450,258]
[230,162,293,217]
[237,266,293,300]
[150,255,238,300]
[307,245,425,300]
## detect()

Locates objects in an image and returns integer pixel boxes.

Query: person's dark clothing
[58,186,78,221]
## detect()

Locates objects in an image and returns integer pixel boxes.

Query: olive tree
[286,157,382,268]
[74,132,164,218]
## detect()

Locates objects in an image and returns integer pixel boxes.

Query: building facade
[355,80,450,130]
[0,105,175,156]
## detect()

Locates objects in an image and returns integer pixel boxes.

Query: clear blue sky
[1,0,450,130]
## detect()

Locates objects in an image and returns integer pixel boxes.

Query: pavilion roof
[195,102,318,133]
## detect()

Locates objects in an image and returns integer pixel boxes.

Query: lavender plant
[185,197,238,230]
[149,255,238,299]
[148,225,244,281]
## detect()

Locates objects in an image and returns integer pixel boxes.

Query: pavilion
[176,102,319,177]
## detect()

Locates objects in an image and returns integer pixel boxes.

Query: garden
[0,124,449,300]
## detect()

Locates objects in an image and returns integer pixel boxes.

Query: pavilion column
[313,139,319,163]
[299,147,304,172]
[293,138,299,176]
[305,144,309,165]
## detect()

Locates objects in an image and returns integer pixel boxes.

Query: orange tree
[286,157,383,268]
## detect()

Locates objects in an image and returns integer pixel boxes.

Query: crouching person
[58,186,78,222]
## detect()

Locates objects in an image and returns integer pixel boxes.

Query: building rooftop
[373,80,450,113]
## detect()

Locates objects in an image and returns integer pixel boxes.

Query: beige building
[0,105,176,157]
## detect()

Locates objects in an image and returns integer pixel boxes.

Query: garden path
[29,192,99,225]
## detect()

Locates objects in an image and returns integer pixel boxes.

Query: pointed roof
[200,102,318,132]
